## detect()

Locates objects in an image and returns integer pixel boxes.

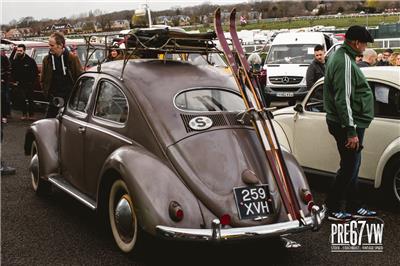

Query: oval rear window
[175,89,245,112]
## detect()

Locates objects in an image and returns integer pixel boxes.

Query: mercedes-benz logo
[282,76,290,83]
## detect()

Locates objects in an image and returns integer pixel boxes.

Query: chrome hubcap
[394,168,400,202]
[114,195,135,243]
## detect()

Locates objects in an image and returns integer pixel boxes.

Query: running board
[48,175,97,210]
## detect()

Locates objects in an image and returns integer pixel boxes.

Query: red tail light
[300,188,313,203]
[169,201,184,222]
[220,214,231,226]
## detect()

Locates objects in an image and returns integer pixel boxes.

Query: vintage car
[24,32,325,254]
[272,66,400,206]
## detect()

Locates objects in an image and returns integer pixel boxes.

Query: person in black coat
[306,44,325,90]
[11,44,38,120]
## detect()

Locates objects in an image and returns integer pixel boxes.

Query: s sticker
[188,116,213,131]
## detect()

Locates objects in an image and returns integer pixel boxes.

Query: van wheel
[382,155,400,207]
[30,140,52,195]
[109,179,143,254]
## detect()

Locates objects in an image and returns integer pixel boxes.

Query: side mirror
[52,97,65,108]
[294,103,303,113]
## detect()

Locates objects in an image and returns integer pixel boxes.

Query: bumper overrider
[156,205,326,241]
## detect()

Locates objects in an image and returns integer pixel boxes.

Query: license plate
[233,184,274,220]
[276,92,294,97]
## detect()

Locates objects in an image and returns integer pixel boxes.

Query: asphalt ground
[1,111,399,266]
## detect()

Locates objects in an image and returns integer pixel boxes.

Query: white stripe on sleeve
[344,54,354,127]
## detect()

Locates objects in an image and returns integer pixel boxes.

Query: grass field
[190,14,400,32]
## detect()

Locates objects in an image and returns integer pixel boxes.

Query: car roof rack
[81,27,220,80]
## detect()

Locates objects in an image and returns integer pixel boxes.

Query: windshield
[188,53,227,68]
[266,44,316,64]
[74,46,106,67]
[175,89,245,112]
[33,47,49,65]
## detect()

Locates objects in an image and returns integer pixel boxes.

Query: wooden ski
[228,8,303,221]
[214,8,301,221]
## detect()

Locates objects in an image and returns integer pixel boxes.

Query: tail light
[300,188,313,203]
[300,188,315,211]
[220,214,231,226]
[169,201,184,222]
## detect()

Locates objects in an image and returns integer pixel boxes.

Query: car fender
[24,119,59,179]
[99,145,205,235]
[375,137,400,188]
[281,150,312,216]
[272,119,292,152]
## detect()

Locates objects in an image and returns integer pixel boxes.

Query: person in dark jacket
[305,44,325,90]
[41,32,83,118]
[1,52,11,123]
[11,44,39,120]
[323,25,376,221]
[357,48,377,68]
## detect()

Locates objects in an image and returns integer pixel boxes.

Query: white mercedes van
[263,32,336,105]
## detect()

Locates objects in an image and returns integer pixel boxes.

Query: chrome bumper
[156,205,326,241]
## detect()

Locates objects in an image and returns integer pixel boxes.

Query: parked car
[24,50,325,254]
[263,32,337,105]
[272,66,400,205]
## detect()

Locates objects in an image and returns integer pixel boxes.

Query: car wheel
[109,179,142,253]
[383,155,400,207]
[30,140,52,195]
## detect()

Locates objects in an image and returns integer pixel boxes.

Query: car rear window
[175,89,245,112]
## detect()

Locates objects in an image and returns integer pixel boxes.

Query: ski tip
[215,8,221,15]
[231,8,236,16]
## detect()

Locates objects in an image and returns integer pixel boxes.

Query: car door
[292,82,339,173]
[359,81,400,180]
[60,76,96,192]
[84,79,130,198]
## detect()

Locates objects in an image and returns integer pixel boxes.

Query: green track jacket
[323,42,374,138]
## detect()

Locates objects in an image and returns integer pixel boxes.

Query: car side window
[69,77,95,113]
[94,81,128,123]
[370,82,400,120]
[305,84,324,112]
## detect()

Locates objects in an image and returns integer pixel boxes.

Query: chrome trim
[48,177,96,210]
[63,115,133,145]
[156,205,326,241]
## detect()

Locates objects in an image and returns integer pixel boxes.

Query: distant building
[110,20,130,30]
[176,15,191,26]
[156,16,172,25]
[5,28,22,39]
[43,23,74,34]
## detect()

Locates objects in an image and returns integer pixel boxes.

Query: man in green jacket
[323,25,376,221]
[41,32,82,118]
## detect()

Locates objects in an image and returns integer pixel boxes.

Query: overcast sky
[1,0,249,24]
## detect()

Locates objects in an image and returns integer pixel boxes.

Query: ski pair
[214,8,303,221]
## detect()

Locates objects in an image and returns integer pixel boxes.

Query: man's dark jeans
[326,120,365,212]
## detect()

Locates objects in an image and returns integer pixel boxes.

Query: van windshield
[266,44,315,64]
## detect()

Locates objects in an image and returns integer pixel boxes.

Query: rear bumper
[156,205,326,241]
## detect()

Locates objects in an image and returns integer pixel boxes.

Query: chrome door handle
[78,126,86,133]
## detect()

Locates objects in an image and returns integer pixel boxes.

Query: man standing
[357,48,377,68]
[323,25,376,221]
[41,32,82,118]
[306,44,325,90]
[376,48,393,66]
[1,52,11,123]
[11,44,38,120]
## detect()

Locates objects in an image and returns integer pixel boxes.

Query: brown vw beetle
[24,29,325,254]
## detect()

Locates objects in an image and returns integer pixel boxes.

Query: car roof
[361,66,400,86]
